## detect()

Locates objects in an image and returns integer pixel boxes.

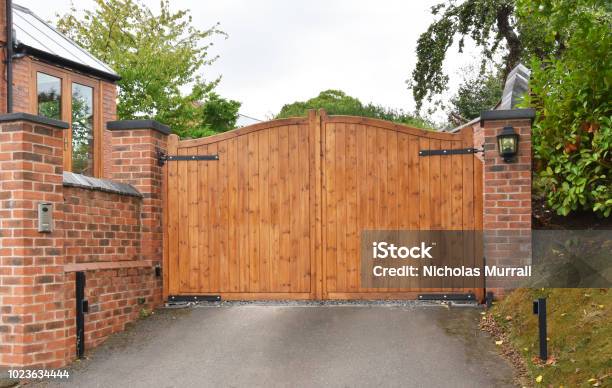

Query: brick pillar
[481,109,535,295]
[107,120,170,305]
[0,113,71,368]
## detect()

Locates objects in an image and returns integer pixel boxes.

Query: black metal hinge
[419,148,483,156]
[157,149,219,166]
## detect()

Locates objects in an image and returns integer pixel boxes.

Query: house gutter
[6,0,13,113]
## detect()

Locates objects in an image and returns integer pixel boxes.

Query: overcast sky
[18,0,480,122]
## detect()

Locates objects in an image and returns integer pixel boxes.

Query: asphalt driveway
[34,303,515,388]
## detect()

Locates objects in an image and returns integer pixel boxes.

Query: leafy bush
[519,0,611,216]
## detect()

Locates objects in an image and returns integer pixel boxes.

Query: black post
[537,298,547,361]
[75,271,86,358]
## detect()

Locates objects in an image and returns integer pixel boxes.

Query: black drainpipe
[6,0,13,113]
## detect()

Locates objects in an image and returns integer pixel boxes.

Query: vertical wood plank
[207,143,220,291]
[418,137,431,230]
[345,123,358,291]
[247,133,260,292]
[324,123,337,292]
[335,123,347,293]
[386,130,399,290]
[227,138,239,291]
[310,110,323,299]
[268,127,280,291]
[278,126,291,292]
[440,140,452,230]
[298,124,311,292]
[288,125,301,292]
[187,147,199,291]
[197,144,210,292]
[364,126,377,290]
[177,145,189,292]
[430,140,442,229]
[376,128,388,291]
[167,135,179,295]
[356,124,368,291]
[451,141,464,230]
[258,131,271,292]
[237,135,250,292]
[218,141,230,291]
[408,136,420,229]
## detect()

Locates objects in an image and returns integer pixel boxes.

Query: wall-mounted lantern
[497,126,519,162]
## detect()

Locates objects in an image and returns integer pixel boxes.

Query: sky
[17,0,481,123]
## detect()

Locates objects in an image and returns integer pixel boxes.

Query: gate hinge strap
[157,150,219,166]
[419,148,483,156]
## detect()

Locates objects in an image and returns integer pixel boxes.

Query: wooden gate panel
[167,119,314,298]
[321,116,482,299]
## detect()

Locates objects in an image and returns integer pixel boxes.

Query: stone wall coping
[480,109,536,126]
[63,171,143,198]
[106,119,171,135]
[0,112,70,129]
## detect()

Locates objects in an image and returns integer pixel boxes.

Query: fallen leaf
[536,375,543,383]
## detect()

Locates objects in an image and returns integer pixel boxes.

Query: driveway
[35,303,515,388]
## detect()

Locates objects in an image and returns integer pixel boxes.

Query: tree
[448,67,503,123]
[408,0,554,111]
[519,0,611,217]
[276,90,433,129]
[56,0,237,138]
[184,93,242,139]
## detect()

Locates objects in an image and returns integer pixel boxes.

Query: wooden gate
[164,110,483,300]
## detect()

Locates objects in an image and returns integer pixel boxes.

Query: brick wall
[480,110,534,294]
[0,115,71,367]
[102,81,118,179]
[0,115,168,369]
[63,188,141,265]
[108,121,171,304]
[11,57,31,114]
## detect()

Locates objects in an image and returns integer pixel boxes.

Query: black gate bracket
[157,149,219,166]
[167,295,221,303]
[419,148,483,156]
[418,293,476,301]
